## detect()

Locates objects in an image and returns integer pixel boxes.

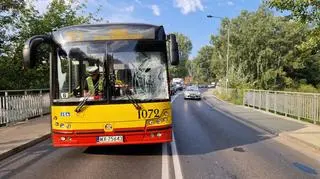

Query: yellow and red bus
[23,23,179,147]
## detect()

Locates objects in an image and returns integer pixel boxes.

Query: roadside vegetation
[212,88,244,105]
[188,1,320,94]
[0,0,193,90]
[0,0,318,94]
[0,0,103,89]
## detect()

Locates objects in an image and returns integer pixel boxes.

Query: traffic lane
[172,95,320,179]
[0,139,163,179]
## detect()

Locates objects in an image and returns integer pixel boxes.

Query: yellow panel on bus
[51,102,172,131]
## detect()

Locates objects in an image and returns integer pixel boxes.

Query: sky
[34,0,263,58]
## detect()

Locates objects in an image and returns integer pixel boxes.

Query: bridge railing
[244,89,320,124]
[0,89,50,126]
[215,87,320,124]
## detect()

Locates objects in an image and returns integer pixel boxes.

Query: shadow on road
[172,91,279,156]
[84,143,163,156]
[0,140,56,179]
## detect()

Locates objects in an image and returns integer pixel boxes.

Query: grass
[213,89,244,105]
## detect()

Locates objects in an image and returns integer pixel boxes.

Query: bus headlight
[162,111,169,117]
[147,118,168,126]
[105,124,113,130]
[66,124,71,129]
[147,120,153,125]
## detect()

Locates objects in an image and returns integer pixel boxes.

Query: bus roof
[52,23,166,44]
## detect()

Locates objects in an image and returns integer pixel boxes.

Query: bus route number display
[138,109,160,119]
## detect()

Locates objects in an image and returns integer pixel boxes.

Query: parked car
[175,84,183,91]
[170,85,177,96]
[184,86,201,100]
[198,84,207,88]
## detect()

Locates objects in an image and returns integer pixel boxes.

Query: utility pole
[226,26,230,92]
[207,15,230,93]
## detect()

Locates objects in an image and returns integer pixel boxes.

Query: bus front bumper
[52,126,172,147]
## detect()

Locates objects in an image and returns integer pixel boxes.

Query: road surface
[0,91,319,179]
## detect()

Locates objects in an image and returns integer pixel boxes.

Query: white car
[184,86,201,100]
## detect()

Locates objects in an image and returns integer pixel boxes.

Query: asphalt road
[1,91,320,179]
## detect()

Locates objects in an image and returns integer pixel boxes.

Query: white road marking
[161,93,181,179]
[171,132,183,179]
[162,143,169,179]
[169,93,183,179]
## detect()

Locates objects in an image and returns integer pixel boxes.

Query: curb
[241,105,318,127]
[0,133,51,161]
[279,133,320,152]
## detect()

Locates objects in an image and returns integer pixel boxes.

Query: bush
[297,84,319,93]
[214,88,244,105]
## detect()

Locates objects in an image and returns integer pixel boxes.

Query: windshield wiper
[125,90,142,110]
[75,81,100,113]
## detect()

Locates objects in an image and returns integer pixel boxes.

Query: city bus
[22,23,179,147]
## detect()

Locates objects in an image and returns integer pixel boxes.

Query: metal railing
[0,89,50,125]
[243,89,320,124]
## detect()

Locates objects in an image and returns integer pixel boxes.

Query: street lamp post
[207,15,230,92]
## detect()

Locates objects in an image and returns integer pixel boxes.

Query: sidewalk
[0,115,51,160]
[202,90,320,151]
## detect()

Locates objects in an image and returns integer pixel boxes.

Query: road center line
[161,93,180,179]
[167,92,183,179]
[162,143,169,179]
[171,132,183,179]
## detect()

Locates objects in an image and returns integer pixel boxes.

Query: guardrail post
[274,92,277,114]
[259,90,261,110]
[316,95,319,124]
[313,94,316,124]
[24,90,29,121]
[253,90,256,109]
[4,91,8,126]
[297,94,301,120]
[284,93,288,117]
[266,91,269,112]
[40,90,43,117]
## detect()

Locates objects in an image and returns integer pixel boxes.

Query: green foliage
[169,33,192,78]
[195,5,320,92]
[191,45,214,83]
[214,89,244,105]
[267,0,320,51]
[0,0,101,90]
[297,84,319,93]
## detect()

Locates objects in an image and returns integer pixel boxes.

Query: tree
[198,6,316,90]
[267,0,320,51]
[192,45,214,83]
[0,0,101,90]
[0,0,26,55]
[169,33,192,78]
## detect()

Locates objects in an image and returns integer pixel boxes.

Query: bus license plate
[97,136,123,143]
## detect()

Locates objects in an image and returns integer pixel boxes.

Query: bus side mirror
[168,34,179,66]
[69,48,87,59]
[23,35,51,69]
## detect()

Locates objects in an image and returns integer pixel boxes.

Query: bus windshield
[54,40,169,103]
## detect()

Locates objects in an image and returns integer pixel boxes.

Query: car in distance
[184,86,201,100]
[170,85,177,96]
